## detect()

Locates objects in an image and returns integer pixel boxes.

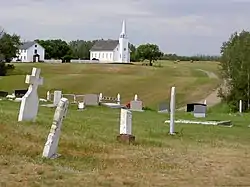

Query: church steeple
[118,20,130,63]
[120,20,127,38]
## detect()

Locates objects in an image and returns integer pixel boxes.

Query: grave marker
[53,91,62,106]
[84,94,99,106]
[239,100,242,113]
[158,102,169,113]
[130,100,143,112]
[0,91,8,97]
[42,98,69,159]
[193,104,206,118]
[78,102,85,110]
[18,67,43,122]
[117,108,135,143]
[15,89,28,98]
[169,87,175,135]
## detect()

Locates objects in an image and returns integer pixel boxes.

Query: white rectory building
[13,41,45,62]
[89,20,130,63]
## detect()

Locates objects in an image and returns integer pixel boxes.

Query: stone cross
[117,93,120,105]
[169,87,176,135]
[18,67,43,122]
[42,98,69,159]
[134,94,138,101]
[239,100,242,113]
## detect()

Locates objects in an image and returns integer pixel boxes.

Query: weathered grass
[1,61,249,186]
[1,100,250,186]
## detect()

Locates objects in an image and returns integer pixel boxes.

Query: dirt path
[177,69,221,111]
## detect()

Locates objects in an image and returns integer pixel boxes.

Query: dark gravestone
[194,104,206,118]
[158,102,169,113]
[0,91,8,97]
[186,103,206,112]
[14,89,28,98]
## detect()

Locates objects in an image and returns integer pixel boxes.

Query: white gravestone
[117,93,121,105]
[169,87,176,135]
[18,67,43,122]
[134,94,138,101]
[99,93,103,102]
[53,90,62,106]
[42,98,69,159]
[78,102,85,110]
[120,109,132,135]
[239,100,242,113]
[47,91,50,101]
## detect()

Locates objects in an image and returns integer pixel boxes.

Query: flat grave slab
[165,119,233,127]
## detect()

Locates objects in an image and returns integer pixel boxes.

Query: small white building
[89,20,130,63]
[13,41,45,62]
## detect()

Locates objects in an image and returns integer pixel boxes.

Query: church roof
[90,40,119,51]
[19,41,37,50]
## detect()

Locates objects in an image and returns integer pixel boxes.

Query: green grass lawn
[0,99,250,186]
[2,61,249,186]
[0,61,220,110]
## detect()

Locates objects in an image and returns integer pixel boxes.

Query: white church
[13,41,45,62]
[89,20,130,63]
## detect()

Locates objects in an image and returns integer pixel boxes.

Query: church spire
[120,20,127,38]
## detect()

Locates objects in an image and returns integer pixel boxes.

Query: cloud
[0,0,250,55]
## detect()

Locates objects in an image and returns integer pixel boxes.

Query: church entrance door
[33,54,40,62]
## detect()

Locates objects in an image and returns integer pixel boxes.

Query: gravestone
[15,89,28,98]
[193,104,206,118]
[0,91,8,97]
[158,102,169,113]
[134,94,138,101]
[186,103,205,112]
[130,100,143,112]
[42,98,69,159]
[78,102,85,110]
[117,108,135,143]
[169,87,176,135]
[18,67,43,122]
[47,91,50,101]
[53,91,62,106]
[84,94,99,106]
[117,93,121,105]
[239,100,242,113]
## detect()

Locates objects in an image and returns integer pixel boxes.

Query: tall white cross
[18,67,43,122]
[25,68,43,89]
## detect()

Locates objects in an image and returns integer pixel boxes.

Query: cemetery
[0,62,250,186]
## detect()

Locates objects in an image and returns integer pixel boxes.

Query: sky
[1,0,250,56]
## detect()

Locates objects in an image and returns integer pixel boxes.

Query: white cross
[25,67,43,88]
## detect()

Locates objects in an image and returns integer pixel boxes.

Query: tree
[0,32,21,62]
[136,43,163,66]
[36,39,72,60]
[69,40,96,59]
[218,30,250,111]
[0,29,20,75]
[129,43,138,62]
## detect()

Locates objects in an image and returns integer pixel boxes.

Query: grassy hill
[0,61,220,109]
[2,61,249,186]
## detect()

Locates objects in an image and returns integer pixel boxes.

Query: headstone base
[117,134,135,144]
[168,132,177,136]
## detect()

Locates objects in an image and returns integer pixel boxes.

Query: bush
[0,62,15,76]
